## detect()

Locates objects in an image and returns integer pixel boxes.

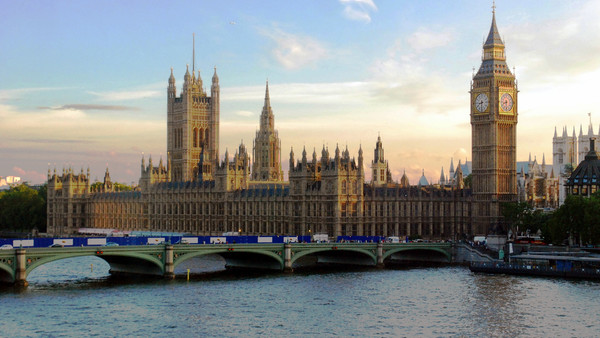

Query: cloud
[18,138,95,144]
[406,28,455,52]
[262,28,328,70]
[340,0,377,23]
[235,110,254,117]
[505,1,600,81]
[38,104,139,111]
[0,87,70,102]
[87,89,161,101]
[12,166,47,184]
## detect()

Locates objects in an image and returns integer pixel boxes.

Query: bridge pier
[15,248,28,287]
[376,242,384,268]
[163,245,175,279]
[283,243,293,273]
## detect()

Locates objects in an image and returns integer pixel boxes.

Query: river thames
[1,256,599,337]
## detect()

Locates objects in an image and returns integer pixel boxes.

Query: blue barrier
[0,235,315,248]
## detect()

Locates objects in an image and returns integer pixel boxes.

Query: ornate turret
[371,135,391,186]
[252,80,283,182]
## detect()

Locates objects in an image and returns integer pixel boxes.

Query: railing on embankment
[452,243,498,264]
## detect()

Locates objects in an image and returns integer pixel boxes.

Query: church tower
[167,36,220,182]
[251,81,283,181]
[371,135,392,186]
[470,6,518,235]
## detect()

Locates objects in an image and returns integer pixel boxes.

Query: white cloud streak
[340,0,377,23]
[262,28,328,70]
[87,89,162,101]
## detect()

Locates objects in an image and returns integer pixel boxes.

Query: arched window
[193,128,198,147]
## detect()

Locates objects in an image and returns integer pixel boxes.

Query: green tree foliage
[463,174,472,188]
[501,201,530,237]
[546,194,600,245]
[90,181,133,191]
[502,201,551,240]
[0,184,47,233]
[113,182,133,191]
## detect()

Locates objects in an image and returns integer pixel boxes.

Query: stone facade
[470,10,518,234]
[47,12,516,239]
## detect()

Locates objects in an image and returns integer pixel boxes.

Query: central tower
[251,81,283,181]
[167,63,220,182]
[470,8,518,235]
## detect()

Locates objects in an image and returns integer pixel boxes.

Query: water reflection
[1,260,599,336]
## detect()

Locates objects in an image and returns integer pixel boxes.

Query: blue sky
[1,0,599,185]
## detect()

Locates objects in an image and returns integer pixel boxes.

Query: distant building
[553,120,600,204]
[516,156,559,209]
[0,176,21,187]
[565,139,600,197]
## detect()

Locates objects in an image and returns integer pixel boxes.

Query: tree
[546,194,600,246]
[0,184,47,234]
[463,174,472,188]
[501,201,531,238]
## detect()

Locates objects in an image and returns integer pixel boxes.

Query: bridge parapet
[0,242,453,286]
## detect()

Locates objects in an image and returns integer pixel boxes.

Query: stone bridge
[0,242,452,286]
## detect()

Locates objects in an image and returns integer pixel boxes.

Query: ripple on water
[1,260,600,337]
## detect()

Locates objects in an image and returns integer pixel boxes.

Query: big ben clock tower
[470,6,518,235]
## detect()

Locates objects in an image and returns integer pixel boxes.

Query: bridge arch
[173,248,284,271]
[382,247,451,263]
[25,252,165,279]
[0,261,14,283]
[290,247,377,266]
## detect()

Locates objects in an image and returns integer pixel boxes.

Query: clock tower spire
[470,6,518,235]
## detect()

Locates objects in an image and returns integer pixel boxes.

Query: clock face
[475,93,489,112]
[501,93,513,111]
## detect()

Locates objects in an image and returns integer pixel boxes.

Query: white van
[387,236,400,243]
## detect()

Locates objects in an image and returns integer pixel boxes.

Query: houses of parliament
[46,10,519,239]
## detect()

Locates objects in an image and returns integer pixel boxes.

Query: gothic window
[380,169,385,182]
[342,180,347,194]
[193,128,198,147]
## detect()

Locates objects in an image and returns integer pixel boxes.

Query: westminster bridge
[0,242,454,286]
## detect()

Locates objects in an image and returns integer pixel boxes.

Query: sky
[1,0,600,186]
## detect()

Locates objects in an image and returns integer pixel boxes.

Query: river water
[1,256,599,337]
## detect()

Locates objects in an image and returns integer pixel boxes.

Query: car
[0,244,13,250]
[49,243,64,248]
[103,242,119,247]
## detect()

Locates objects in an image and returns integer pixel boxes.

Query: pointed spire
[440,167,446,184]
[528,152,532,163]
[169,67,175,84]
[542,153,546,167]
[562,126,567,137]
[184,64,191,85]
[264,80,271,108]
[579,124,583,137]
[302,146,307,163]
[554,126,558,138]
[485,3,503,46]
[212,66,219,84]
